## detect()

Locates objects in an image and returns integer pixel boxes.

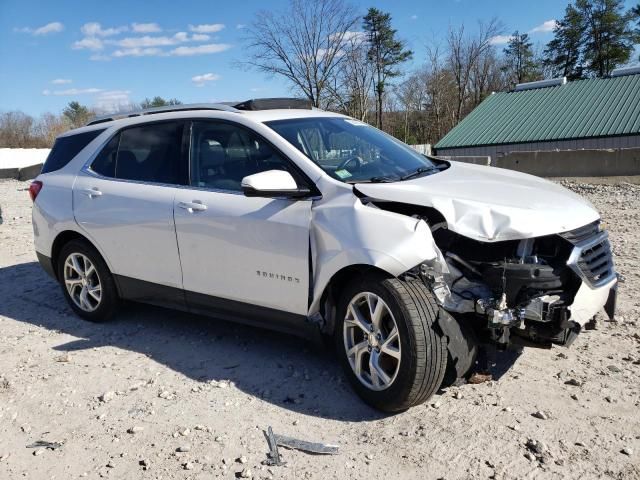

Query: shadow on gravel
[0,261,386,422]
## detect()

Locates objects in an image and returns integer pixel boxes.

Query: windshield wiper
[347,176,394,184]
[399,166,439,181]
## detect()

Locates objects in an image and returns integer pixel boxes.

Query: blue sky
[0,0,635,116]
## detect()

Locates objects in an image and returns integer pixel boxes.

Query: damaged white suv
[31,99,617,412]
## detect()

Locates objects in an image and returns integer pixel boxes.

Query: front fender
[308,192,442,315]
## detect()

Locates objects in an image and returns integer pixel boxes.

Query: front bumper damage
[421,222,617,350]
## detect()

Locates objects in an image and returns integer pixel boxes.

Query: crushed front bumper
[569,277,617,327]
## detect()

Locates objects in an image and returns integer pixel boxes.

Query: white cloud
[489,35,514,45]
[410,15,418,20]
[42,87,103,96]
[112,47,164,57]
[188,23,225,33]
[81,22,127,37]
[73,37,104,50]
[111,32,210,48]
[192,73,221,86]
[51,78,72,84]
[332,31,366,44]
[94,90,133,112]
[236,24,246,29]
[529,19,557,34]
[16,22,64,35]
[131,22,161,33]
[169,43,231,56]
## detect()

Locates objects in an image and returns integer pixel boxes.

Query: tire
[57,239,120,322]
[335,273,447,412]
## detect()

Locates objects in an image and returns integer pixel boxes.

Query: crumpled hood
[355,161,600,242]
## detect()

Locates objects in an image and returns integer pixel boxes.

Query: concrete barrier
[439,148,640,177]
[0,163,43,180]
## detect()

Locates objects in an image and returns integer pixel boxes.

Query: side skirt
[114,275,317,339]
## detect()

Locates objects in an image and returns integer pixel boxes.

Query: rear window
[41,129,105,174]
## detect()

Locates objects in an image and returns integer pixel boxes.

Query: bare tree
[242,0,359,108]
[447,19,502,123]
[325,35,375,120]
[0,111,36,148]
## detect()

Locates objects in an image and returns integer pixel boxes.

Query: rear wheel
[57,240,119,322]
[335,274,447,412]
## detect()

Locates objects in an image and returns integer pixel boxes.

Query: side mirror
[241,170,311,198]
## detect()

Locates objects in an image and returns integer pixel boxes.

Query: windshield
[265,117,439,183]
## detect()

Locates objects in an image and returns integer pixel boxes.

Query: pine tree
[544,1,636,79]
[577,0,636,77]
[362,8,412,130]
[503,31,540,85]
[62,101,91,128]
[543,5,585,79]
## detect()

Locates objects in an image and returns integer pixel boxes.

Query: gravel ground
[0,178,639,480]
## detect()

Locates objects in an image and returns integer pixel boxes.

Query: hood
[355,161,600,242]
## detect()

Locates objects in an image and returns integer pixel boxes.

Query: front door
[174,120,313,321]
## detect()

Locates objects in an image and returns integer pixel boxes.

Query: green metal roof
[435,74,640,150]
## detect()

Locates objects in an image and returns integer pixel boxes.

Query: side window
[42,128,105,174]
[116,121,185,184]
[190,121,295,191]
[91,133,119,177]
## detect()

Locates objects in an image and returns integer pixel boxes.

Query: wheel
[57,239,120,322]
[335,274,447,412]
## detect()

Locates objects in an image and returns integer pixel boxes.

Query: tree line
[2,0,639,149]
[0,97,181,148]
[243,0,640,145]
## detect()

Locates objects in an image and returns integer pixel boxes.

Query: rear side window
[90,121,187,185]
[42,129,105,174]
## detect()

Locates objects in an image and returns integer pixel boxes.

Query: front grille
[563,227,615,288]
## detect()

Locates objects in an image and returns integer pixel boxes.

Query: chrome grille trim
[566,231,616,289]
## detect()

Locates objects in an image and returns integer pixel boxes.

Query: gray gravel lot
[0,178,639,479]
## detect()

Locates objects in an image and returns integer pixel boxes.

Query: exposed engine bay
[361,198,617,351]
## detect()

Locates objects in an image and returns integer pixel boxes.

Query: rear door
[73,120,188,305]
[173,120,313,322]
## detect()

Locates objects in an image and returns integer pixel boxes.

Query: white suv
[30,99,617,411]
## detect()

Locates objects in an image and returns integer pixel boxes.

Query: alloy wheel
[343,292,401,391]
[63,253,102,312]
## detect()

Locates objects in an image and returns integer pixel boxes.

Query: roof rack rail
[86,103,239,126]
[232,98,313,111]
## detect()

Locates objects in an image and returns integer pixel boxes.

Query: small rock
[564,378,582,387]
[575,441,586,447]
[127,426,144,434]
[524,451,536,462]
[99,391,115,403]
[237,455,248,464]
[292,420,299,426]
[605,396,613,403]
[106,461,115,468]
[240,467,252,478]
[365,453,374,460]
[525,438,547,455]
[179,428,191,436]
[55,353,71,363]
[183,462,194,470]
[453,391,463,400]
[431,401,441,409]
[607,365,622,373]
[33,448,45,456]
[570,394,579,401]
[621,447,633,456]
[20,424,31,433]
[139,459,150,470]
[532,410,548,420]
[177,445,191,453]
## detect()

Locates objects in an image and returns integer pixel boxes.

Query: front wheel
[335,274,447,412]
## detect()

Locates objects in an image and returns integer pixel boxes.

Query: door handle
[177,201,207,213]
[81,188,103,198]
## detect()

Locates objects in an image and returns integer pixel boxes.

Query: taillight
[29,181,43,202]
